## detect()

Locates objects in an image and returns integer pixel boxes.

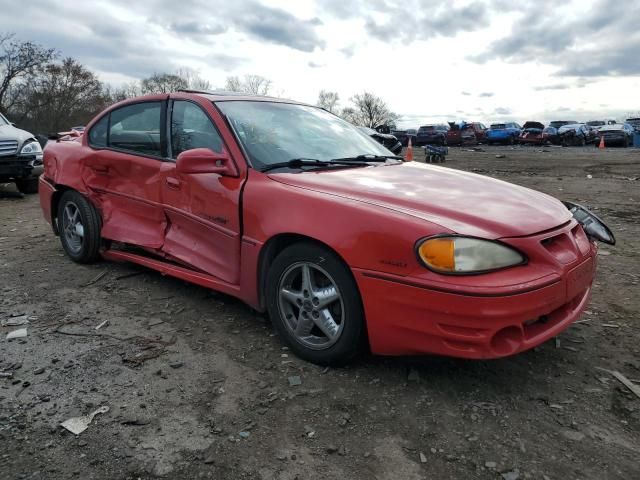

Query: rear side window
[170,101,223,158]
[109,102,162,156]
[88,115,108,147]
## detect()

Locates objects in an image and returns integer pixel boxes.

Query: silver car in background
[0,112,44,194]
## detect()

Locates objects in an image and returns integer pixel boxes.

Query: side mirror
[176,148,238,176]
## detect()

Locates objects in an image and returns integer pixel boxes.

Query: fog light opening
[490,326,523,356]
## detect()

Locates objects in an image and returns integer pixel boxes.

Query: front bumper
[0,155,37,180]
[39,176,57,233]
[355,238,597,359]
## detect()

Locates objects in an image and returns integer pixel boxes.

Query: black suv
[415,124,449,146]
[0,112,43,194]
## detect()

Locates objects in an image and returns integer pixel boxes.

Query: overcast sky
[1,0,638,127]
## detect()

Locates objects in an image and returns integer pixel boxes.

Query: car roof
[177,89,306,105]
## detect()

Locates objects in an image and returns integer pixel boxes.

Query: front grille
[0,140,19,156]
[0,156,32,177]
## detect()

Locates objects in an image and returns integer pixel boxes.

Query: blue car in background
[486,122,522,145]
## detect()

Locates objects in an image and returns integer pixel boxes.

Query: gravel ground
[1,145,639,480]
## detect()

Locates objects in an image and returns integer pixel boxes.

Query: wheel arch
[256,233,358,312]
[50,184,101,236]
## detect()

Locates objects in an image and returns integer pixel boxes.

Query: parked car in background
[359,126,403,155]
[549,120,578,130]
[625,117,640,132]
[586,120,616,131]
[486,122,522,145]
[542,127,560,145]
[446,121,486,146]
[38,91,613,364]
[558,124,596,146]
[595,123,635,147]
[0,112,44,194]
[391,128,417,147]
[415,124,449,146]
[518,121,546,145]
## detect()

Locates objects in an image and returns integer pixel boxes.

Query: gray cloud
[169,21,227,38]
[479,92,494,98]
[233,3,324,52]
[470,0,640,77]
[0,0,323,82]
[493,107,512,115]
[461,91,472,96]
[320,0,491,43]
[533,83,571,91]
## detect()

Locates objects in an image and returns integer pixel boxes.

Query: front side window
[108,102,162,156]
[171,101,223,158]
[215,101,391,169]
[88,115,108,147]
[0,113,8,126]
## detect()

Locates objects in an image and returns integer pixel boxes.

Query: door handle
[166,177,181,189]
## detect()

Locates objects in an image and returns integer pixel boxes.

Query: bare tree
[13,58,108,133]
[176,67,212,91]
[140,73,188,94]
[225,74,272,95]
[0,33,57,111]
[346,92,398,128]
[317,90,340,113]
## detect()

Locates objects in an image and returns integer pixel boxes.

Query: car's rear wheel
[15,178,39,194]
[58,190,102,263]
[266,242,366,365]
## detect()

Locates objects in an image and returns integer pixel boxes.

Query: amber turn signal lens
[418,238,455,272]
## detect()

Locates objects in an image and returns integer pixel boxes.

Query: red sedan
[39,92,614,364]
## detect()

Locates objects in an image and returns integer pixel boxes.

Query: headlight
[20,141,43,156]
[416,236,526,274]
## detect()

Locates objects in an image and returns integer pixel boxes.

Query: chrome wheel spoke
[315,308,340,340]
[315,285,339,308]
[295,311,315,337]
[281,287,302,307]
[300,264,314,295]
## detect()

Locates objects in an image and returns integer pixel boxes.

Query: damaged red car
[39,92,615,365]
[518,121,546,145]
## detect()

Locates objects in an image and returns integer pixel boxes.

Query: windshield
[215,101,391,169]
[490,124,506,130]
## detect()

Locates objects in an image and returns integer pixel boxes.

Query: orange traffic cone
[405,136,414,162]
[599,135,605,149]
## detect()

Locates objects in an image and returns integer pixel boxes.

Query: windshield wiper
[260,158,374,173]
[331,154,403,162]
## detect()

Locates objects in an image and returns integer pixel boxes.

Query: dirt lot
[1,145,639,480]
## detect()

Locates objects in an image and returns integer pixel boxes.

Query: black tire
[579,136,586,147]
[15,177,39,194]
[265,242,366,365]
[57,190,102,263]
[508,136,515,145]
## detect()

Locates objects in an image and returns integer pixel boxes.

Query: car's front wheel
[57,190,102,263]
[266,242,366,365]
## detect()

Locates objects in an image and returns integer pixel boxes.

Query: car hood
[0,124,35,144]
[268,162,571,239]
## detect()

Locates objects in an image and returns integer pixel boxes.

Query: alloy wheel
[62,201,84,254]
[277,262,345,350]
